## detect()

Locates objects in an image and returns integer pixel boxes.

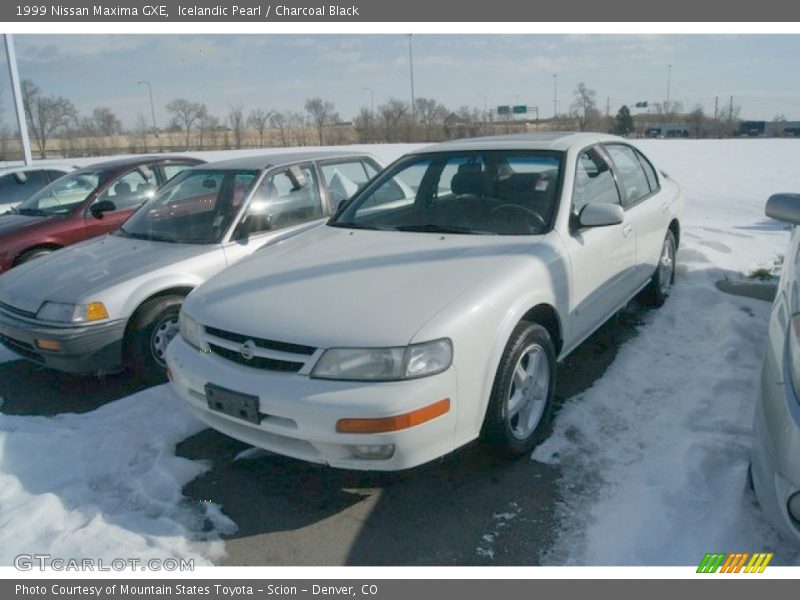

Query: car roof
[80,155,203,171]
[197,150,377,171]
[408,132,623,154]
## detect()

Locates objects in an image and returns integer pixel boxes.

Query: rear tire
[643,230,676,306]
[482,321,556,456]
[125,295,184,384]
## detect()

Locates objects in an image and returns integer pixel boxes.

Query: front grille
[0,301,37,320]
[209,343,305,372]
[0,334,43,363]
[206,326,316,356]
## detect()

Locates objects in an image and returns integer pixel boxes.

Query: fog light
[35,339,61,351]
[350,444,396,460]
[788,492,800,523]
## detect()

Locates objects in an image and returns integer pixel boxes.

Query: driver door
[83,167,157,239]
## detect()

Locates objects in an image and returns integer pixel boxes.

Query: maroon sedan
[0,155,203,273]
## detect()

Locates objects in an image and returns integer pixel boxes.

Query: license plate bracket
[205,383,261,424]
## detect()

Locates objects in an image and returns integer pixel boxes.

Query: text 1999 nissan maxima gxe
[166,133,683,470]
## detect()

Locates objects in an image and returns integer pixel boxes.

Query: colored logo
[697,552,773,573]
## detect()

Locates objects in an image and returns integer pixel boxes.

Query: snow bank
[0,385,234,565]
[534,138,800,565]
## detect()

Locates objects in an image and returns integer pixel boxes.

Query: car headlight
[178,310,209,352]
[311,338,452,381]
[36,301,108,323]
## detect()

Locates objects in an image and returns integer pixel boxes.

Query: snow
[533,138,800,565]
[1,139,799,566]
[0,382,235,565]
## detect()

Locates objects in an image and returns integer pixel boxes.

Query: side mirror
[577,203,624,228]
[90,199,116,219]
[13,171,28,184]
[287,165,308,190]
[765,193,800,225]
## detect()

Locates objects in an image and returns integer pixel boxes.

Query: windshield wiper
[329,221,393,231]
[394,224,496,235]
[15,207,46,217]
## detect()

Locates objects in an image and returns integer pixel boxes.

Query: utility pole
[666,64,672,107]
[714,96,719,137]
[137,80,158,139]
[606,97,611,118]
[728,95,734,135]
[4,35,32,165]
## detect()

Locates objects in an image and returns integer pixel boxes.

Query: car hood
[0,234,217,313]
[187,225,542,348]
[0,213,50,237]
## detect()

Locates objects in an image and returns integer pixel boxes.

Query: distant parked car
[0,151,382,381]
[751,193,800,543]
[0,155,202,272]
[0,164,75,213]
[166,132,682,471]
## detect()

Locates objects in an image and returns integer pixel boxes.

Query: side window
[354,160,428,216]
[572,148,621,213]
[634,149,659,193]
[605,144,652,206]
[320,161,370,211]
[162,163,196,183]
[44,170,69,183]
[0,171,49,205]
[94,167,157,211]
[243,164,322,235]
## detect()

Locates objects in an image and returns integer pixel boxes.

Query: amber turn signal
[336,398,450,434]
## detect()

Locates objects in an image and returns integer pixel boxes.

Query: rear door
[318,157,381,213]
[562,145,637,344]
[603,143,668,284]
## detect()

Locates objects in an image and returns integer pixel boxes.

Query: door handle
[623,224,633,238]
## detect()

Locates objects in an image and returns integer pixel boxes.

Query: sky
[0,34,798,130]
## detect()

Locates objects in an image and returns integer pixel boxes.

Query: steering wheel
[490,204,547,233]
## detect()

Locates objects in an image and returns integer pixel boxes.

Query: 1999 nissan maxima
[167,133,683,470]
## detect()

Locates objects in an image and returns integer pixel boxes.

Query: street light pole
[137,80,158,139]
[666,64,672,107]
[408,34,416,122]
[361,87,375,115]
[553,74,558,119]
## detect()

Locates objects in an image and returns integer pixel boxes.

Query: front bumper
[751,339,800,542]
[0,307,127,374]
[166,336,459,471]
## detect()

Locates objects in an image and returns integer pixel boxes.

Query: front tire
[125,295,184,384]
[644,230,676,306]
[482,321,556,456]
[15,247,56,266]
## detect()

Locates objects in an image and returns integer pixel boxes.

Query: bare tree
[304,97,339,145]
[92,107,122,137]
[133,113,150,152]
[772,113,787,137]
[166,98,207,149]
[198,113,220,150]
[288,111,309,145]
[716,103,742,137]
[686,105,707,138]
[379,98,411,142]
[569,83,601,132]
[353,107,374,143]
[414,97,448,141]
[247,108,272,147]
[228,105,246,149]
[269,111,290,146]
[22,79,78,158]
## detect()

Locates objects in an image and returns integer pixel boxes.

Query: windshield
[15,170,102,216]
[330,150,563,235]
[118,168,259,244]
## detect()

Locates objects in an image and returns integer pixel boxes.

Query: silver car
[0,151,382,382]
[751,193,800,543]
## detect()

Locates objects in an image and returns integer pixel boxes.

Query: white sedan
[167,133,683,470]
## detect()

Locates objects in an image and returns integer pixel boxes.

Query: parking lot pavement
[0,304,643,566]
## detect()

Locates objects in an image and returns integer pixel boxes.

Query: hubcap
[150,316,179,367]
[659,238,675,295]
[506,344,550,440]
